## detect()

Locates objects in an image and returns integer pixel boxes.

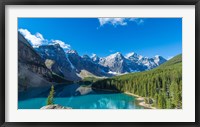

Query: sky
[18,18,182,59]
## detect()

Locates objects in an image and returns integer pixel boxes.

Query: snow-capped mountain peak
[91,54,100,63]
[125,52,143,62]
[125,52,136,58]
[91,54,97,58]
[52,43,60,48]
[98,52,129,73]
[153,55,166,65]
[82,55,92,61]
[155,55,160,58]
[138,55,143,60]
[107,52,123,59]
[66,49,78,55]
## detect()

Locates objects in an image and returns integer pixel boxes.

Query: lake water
[18,84,143,109]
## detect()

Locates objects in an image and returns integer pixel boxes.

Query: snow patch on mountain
[66,54,75,69]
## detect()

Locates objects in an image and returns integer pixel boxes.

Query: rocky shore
[41,104,72,109]
[124,92,156,109]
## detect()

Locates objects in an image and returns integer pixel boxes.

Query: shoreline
[92,87,120,93]
[92,88,157,109]
[124,92,156,109]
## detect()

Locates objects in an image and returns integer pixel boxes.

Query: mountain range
[18,32,167,90]
[36,45,167,77]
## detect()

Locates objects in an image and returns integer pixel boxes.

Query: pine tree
[46,85,55,105]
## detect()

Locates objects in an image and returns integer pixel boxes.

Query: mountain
[92,54,182,109]
[157,54,181,68]
[153,55,167,66]
[35,44,81,81]
[99,52,132,73]
[97,52,166,74]
[18,32,76,101]
[67,50,111,78]
[91,54,100,63]
[125,52,143,62]
[18,32,69,92]
[125,52,167,69]
[19,33,167,81]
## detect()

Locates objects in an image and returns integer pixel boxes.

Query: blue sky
[18,18,182,59]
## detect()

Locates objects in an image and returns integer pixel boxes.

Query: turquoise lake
[18,84,143,109]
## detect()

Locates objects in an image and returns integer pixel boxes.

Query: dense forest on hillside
[92,54,182,109]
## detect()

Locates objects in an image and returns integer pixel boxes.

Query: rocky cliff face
[18,32,55,91]
[99,52,130,73]
[67,50,111,77]
[36,44,81,81]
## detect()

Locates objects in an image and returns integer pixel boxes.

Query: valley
[18,32,182,109]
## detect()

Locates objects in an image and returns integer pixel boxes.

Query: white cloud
[98,18,127,26]
[19,29,46,47]
[129,18,144,25]
[19,28,71,49]
[109,50,115,53]
[125,52,135,58]
[35,32,44,40]
[50,40,71,49]
[98,18,144,27]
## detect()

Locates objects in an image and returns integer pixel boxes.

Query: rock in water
[41,104,72,109]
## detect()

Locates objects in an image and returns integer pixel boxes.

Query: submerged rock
[40,104,72,109]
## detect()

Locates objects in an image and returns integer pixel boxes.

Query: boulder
[40,104,72,109]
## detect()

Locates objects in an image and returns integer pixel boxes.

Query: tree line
[92,54,182,109]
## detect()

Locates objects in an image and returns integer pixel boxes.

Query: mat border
[0,0,199,127]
